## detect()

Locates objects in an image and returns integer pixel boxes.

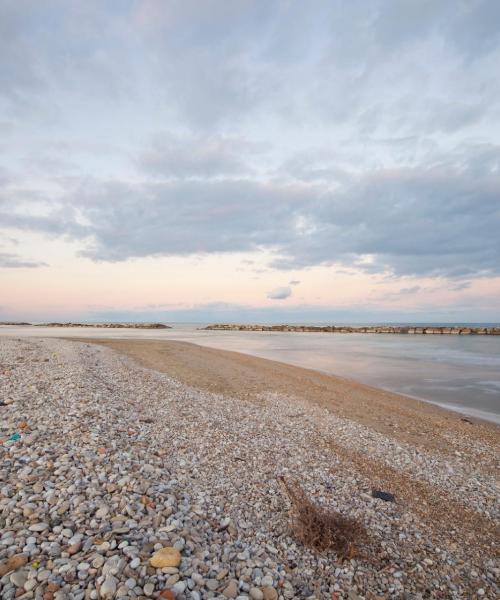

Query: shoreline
[70,337,500,448]
[1,335,498,599]
[1,326,499,425]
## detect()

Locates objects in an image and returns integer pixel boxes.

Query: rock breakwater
[37,323,172,329]
[203,324,500,335]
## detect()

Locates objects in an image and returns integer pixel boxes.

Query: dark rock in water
[371,489,395,502]
[461,417,473,424]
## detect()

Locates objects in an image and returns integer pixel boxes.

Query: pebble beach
[1,337,499,600]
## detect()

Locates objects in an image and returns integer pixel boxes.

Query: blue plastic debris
[8,432,21,442]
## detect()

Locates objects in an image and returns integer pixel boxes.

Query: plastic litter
[371,489,395,502]
[8,433,21,442]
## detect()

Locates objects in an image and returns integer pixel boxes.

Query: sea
[1,322,500,424]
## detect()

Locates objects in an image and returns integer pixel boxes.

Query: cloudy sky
[1,0,499,322]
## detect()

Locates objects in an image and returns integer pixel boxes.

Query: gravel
[0,337,498,599]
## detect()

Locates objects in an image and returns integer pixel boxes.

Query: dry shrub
[279,477,367,557]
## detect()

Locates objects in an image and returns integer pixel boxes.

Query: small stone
[250,588,264,600]
[173,582,186,595]
[10,570,28,588]
[38,569,51,582]
[95,505,109,518]
[100,575,117,600]
[92,556,105,569]
[150,547,181,568]
[25,579,38,592]
[262,587,278,600]
[0,554,29,576]
[143,582,155,596]
[223,580,238,598]
[29,522,49,532]
[159,591,175,600]
[67,542,81,555]
[206,579,219,591]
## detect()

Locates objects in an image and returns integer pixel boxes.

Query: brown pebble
[262,587,278,600]
[67,543,81,555]
[0,554,28,577]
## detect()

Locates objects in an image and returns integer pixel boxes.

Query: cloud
[2,0,499,134]
[1,1,500,286]
[267,286,292,300]
[449,281,471,292]
[289,280,301,286]
[398,286,421,295]
[138,133,264,178]
[1,142,499,280]
[0,252,47,268]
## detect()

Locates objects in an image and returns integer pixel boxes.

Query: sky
[1,0,499,323]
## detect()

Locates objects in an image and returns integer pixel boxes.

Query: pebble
[29,523,49,532]
[150,547,181,568]
[10,571,28,588]
[143,582,155,596]
[100,575,117,600]
[223,580,239,598]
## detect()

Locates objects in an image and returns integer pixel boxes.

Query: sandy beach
[1,337,499,599]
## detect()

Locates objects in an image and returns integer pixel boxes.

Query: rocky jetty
[203,324,500,335]
[35,323,172,329]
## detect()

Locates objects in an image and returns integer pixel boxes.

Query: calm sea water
[2,323,500,424]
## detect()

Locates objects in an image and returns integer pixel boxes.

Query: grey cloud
[68,178,313,261]
[449,281,472,292]
[1,144,499,280]
[267,287,292,300]
[0,252,47,268]
[2,1,498,136]
[398,286,421,295]
[271,157,500,278]
[1,2,500,282]
[289,280,301,286]
[138,134,264,178]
